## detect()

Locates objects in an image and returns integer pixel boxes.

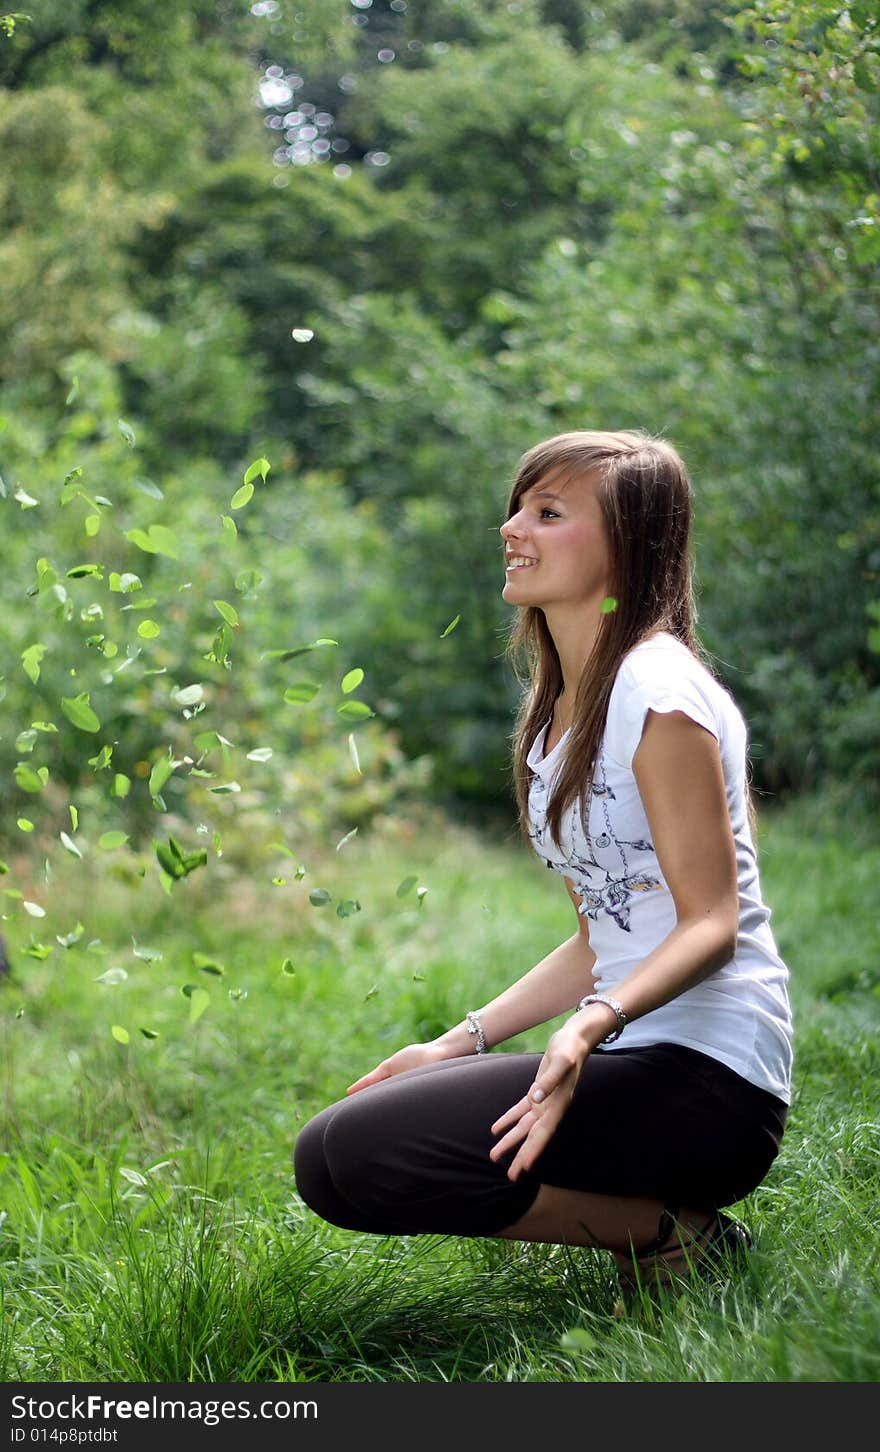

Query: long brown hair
[506,429,706,844]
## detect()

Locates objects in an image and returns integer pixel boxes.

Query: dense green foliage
[1,0,878,834]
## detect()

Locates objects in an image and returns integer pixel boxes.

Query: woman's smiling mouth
[505,554,538,571]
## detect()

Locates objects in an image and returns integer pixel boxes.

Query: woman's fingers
[489,1111,534,1162]
[490,1095,533,1136]
[345,1064,390,1095]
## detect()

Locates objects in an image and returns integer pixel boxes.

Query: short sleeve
[603,651,721,771]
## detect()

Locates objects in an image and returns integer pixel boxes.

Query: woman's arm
[433,880,598,1058]
[346,880,596,1093]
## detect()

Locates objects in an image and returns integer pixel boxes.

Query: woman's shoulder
[616,632,708,690]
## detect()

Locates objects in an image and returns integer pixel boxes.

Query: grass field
[1,790,878,1382]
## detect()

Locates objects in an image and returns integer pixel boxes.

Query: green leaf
[337,701,374,720]
[23,900,45,918]
[111,1025,130,1045]
[208,781,240,794]
[246,747,273,762]
[341,668,364,694]
[281,959,296,977]
[69,805,78,831]
[124,525,180,559]
[85,514,101,537]
[109,572,142,593]
[60,694,101,733]
[348,733,361,775]
[13,764,46,793]
[440,614,461,638]
[30,722,58,734]
[262,639,338,662]
[66,564,103,579]
[60,832,82,858]
[94,967,128,985]
[213,600,239,627]
[188,988,210,1024]
[243,457,271,486]
[230,481,254,510]
[113,774,131,798]
[21,644,47,684]
[137,620,160,639]
[149,754,179,799]
[600,596,618,614]
[396,876,418,898]
[17,818,34,833]
[221,514,238,538]
[118,419,136,447]
[139,1028,160,1039]
[98,831,129,850]
[309,888,331,907]
[284,681,320,704]
[14,486,39,509]
[335,827,358,851]
[171,683,204,707]
[133,477,163,500]
[336,899,362,918]
[193,953,225,976]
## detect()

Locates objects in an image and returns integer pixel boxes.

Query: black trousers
[293,1043,788,1238]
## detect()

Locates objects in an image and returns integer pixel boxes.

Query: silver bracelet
[465,1009,487,1055]
[577,992,627,1044]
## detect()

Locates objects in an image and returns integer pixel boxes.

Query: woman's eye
[540,508,559,519]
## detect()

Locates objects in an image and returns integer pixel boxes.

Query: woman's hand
[489,1017,596,1180]
[346,1040,451,1095]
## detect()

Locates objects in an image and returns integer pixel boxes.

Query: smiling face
[500,468,612,616]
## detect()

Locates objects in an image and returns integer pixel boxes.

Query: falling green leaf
[243,457,271,486]
[213,600,239,627]
[396,876,418,899]
[262,639,338,662]
[337,701,374,720]
[600,596,618,614]
[341,668,364,694]
[69,805,79,831]
[23,901,45,917]
[58,833,82,862]
[139,1028,160,1039]
[94,967,128,985]
[348,733,361,775]
[21,644,47,684]
[98,831,129,850]
[85,514,101,537]
[149,754,179,799]
[109,572,142,594]
[66,563,103,579]
[230,481,254,510]
[336,899,362,918]
[208,781,240,794]
[188,988,210,1024]
[137,620,160,639]
[118,419,136,447]
[124,525,180,559]
[171,683,204,707]
[221,514,237,538]
[284,681,320,705]
[335,827,358,852]
[246,747,273,762]
[17,818,35,833]
[113,774,131,798]
[13,764,47,793]
[281,959,296,977]
[111,1025,130,1044]
[440,614,461,638]
[309,888,331,907]
[60,694,101,733]
[14,486,39,509]
[132,940,162,962]
[193,953,225,976]
[364,985,379,1002]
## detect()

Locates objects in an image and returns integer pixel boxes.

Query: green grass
[1,792,878,1382]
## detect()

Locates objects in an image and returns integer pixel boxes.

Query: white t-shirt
[526,633,793,1103]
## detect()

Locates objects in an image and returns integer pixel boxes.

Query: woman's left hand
[489,1018,592,1181]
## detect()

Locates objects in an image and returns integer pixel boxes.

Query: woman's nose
[500,511,522,541]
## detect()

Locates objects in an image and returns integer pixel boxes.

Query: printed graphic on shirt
[528,750,663,933]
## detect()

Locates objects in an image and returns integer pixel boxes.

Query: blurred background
[1,0,878,853]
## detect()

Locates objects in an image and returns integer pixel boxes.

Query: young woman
[293,430,792,1298]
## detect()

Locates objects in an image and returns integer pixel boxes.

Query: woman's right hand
[346,1041,451,1095]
